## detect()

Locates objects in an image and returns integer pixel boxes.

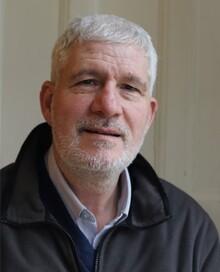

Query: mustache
[76,118,129,138]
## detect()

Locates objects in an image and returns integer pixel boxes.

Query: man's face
[41,41,157,176]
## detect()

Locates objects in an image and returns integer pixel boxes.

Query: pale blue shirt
[45,147,131,249]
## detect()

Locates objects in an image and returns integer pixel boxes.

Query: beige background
[1,0,219,231]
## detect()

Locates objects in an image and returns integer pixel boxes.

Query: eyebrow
[69,69,148,91]
[70,69,101,81]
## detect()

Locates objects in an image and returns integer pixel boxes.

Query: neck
[71,176,121,231]
[56,155,122,230]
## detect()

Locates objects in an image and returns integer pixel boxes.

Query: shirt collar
[45,146,131,222]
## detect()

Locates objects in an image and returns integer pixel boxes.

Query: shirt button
[81,210,95,223]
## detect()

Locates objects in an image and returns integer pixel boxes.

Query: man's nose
[90,83,122,117]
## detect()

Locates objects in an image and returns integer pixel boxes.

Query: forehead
[61,41,148,80]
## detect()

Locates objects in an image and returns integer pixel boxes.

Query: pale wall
[156,0,220,229]
[1,0,59,165]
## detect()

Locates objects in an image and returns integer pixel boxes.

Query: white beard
[52,117,147,182]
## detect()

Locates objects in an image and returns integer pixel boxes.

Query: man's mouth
[80,127,122,138]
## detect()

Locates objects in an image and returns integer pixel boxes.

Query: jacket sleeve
[197,218,220,271]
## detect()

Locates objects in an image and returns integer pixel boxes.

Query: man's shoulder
[161,179,218,233]
[0,163,16,209]
[0,163,15,185]
[131,154,218,233]
[161,178,204,212]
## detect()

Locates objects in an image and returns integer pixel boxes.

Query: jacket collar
[5,123,171,227]
[6,123,52,223]
[127,155,171,227]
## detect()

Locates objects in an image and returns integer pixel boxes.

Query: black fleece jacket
[0,123,219,271]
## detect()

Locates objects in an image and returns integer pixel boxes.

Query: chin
[62,149,133,176]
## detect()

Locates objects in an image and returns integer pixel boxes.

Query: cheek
[126,103,150,135]
[52,95,92,125]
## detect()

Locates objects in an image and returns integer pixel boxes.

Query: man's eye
[78,79,98,86]
[120,84,139,93]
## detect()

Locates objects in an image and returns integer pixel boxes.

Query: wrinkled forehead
[61,41,149,79]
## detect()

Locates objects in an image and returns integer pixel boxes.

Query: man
[0,14,219,272]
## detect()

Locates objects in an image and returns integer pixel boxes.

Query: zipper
[94,223,128,272]
[94,230,109,272]
[94,251,101,272]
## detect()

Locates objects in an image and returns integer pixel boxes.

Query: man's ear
[145,97,158,130]
[40,81,55,125]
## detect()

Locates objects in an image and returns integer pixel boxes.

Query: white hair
[51,14,158,95]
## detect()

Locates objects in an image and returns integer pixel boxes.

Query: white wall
[0,0,5,162]
[1,0,59,165]
[156,0,220,229]
[1,0,219,230]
